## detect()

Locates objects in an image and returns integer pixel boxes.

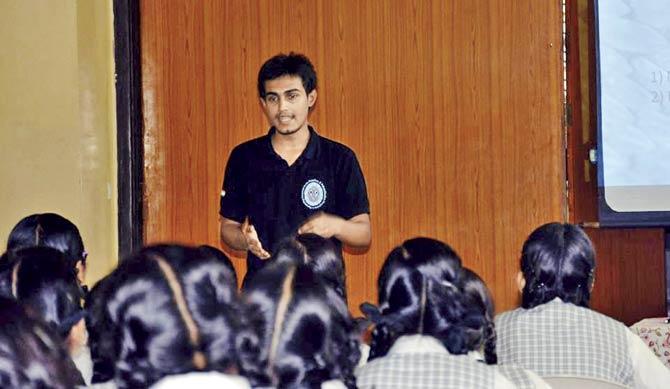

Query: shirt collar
[387,334,449,355]
[265,125,321,160]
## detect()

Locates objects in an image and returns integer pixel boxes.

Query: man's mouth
[277,115,293,124]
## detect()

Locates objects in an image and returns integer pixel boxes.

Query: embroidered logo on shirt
[301,179,326,209]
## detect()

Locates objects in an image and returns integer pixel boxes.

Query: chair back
[542,376,630,389]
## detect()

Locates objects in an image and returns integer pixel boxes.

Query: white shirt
[72,345,93,386]
[150,372,250,389]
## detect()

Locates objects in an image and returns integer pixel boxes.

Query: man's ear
[308,89,317,108]
[516,271,526,293]
[259,97,267,109]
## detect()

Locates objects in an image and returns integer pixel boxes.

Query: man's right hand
[241,217,271,259]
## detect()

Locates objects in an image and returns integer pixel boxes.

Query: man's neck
[271,125,311,166]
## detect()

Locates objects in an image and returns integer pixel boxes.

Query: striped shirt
[496,298,634,385]
[356,335,515,389]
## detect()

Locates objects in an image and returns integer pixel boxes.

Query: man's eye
[267,96,278,103]
[287,93,298,101]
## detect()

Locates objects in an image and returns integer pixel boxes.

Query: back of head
[460,268,497,364]
[273,234,347,301]
[257,52,317,98]
[238,262,359,388]
[0,246,84,339]
[6,213,86,273]
[197,244,239,286]
[87,244,240,388]
[368,237,471,359]
[0,296,83,388]
[520,222,596,309]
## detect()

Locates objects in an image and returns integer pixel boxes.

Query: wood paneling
[140,0,565,314]
[587,228,666,325]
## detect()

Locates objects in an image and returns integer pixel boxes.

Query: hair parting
[267,266,296,373]
[150,253,207,370]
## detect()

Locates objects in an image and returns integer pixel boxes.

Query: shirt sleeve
[335,149,370,220]
[627,329,670,389]
[219,147,248,223]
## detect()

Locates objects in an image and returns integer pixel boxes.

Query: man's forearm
[220,222,248,251]
[334,214,371,248]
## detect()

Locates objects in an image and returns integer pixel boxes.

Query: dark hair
[363,237,479,360]
[0,296,84,388]
[257,52,317,98]
[0,246,85,339]
[272,234,347,301]
[197,244,239,286]
[237,262,360,389]
[86,245,240,388]
[460,268,497,364]
[6,213,86,271]
[520,222,596,309]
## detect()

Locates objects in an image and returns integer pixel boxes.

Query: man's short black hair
[257,52,317,98]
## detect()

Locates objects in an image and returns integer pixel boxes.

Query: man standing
[219,53,371,281]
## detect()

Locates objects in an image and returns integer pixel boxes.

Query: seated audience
[85,245,247,389]
[4,212,88,285]
[460,267,550,389]
[356,237,516,388]
[237,261,361,388]
[0,296,84,388]
[0,246,90,384]
[495,222,670,388]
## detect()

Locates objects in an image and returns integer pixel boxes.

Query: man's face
[260,75,317,136]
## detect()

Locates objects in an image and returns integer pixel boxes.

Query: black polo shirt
[219,127,369,276]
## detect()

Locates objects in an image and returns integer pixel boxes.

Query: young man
[219,53,371,281]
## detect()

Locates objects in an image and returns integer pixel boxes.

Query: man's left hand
[298,212,343,239]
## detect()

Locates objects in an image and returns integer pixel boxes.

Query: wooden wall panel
[141,0,565,314]
[587,228,666,325]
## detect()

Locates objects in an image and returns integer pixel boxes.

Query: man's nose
[278,97,288,110]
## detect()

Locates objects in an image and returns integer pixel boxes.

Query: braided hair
[363,237,486,361]
[460,267,497,364]
[237,262,360,389]
[86,245,240,388]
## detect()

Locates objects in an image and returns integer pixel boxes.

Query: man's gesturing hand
[298,212,343,239]
[241,217,270,259]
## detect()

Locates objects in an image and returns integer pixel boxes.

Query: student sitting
[0,247,89,384]
[4,212,88,285]
[356,237,516,388]
[0,296,84,388]
[495,222,670,388]
[85,245,248,389]
[237,261,361,388]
